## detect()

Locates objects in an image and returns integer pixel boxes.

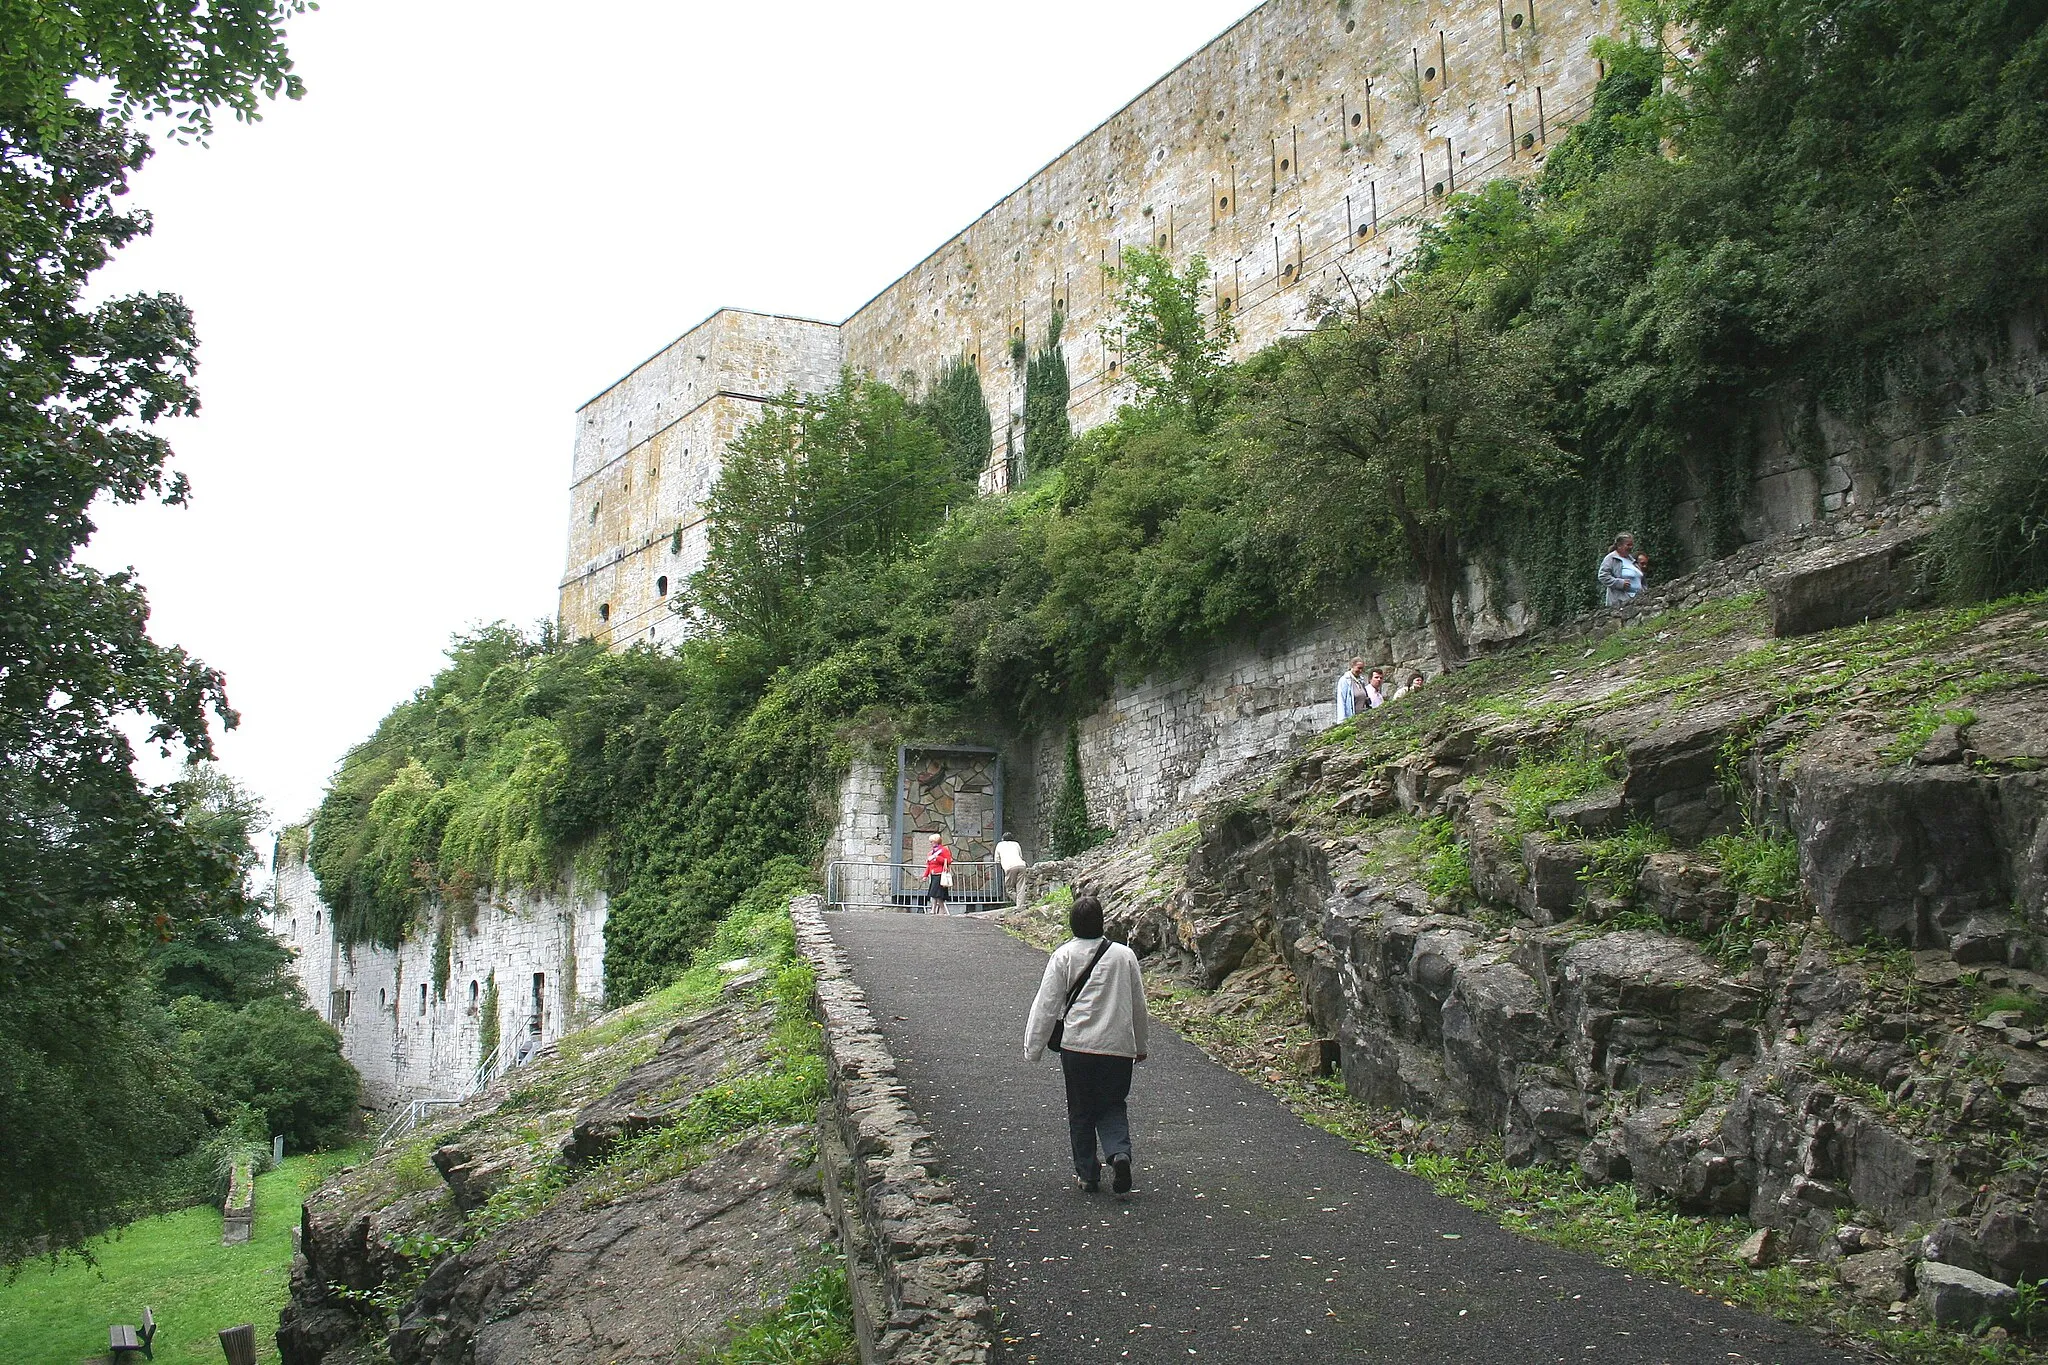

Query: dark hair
[1069,893,1104,939]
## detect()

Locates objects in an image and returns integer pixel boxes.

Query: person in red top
[923,834,954,915]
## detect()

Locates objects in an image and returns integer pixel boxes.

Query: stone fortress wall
[558,0,1622,650]
[269,838,608,1111]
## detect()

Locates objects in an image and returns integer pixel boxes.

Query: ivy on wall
[1022,313,1072,477]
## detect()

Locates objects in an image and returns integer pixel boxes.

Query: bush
[180,997,359,1151]
[1923,394,2048,603]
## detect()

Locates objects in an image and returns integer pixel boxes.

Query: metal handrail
[825,860,1005,912]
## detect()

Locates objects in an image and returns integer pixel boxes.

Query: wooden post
[219,1324,257,1365]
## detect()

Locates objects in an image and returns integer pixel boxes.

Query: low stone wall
[791,896,995,1365]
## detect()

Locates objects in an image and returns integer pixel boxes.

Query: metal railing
[826,860,1006,913]
[374,1038,520,1148]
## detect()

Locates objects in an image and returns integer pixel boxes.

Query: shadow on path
[825,912,1864,1365]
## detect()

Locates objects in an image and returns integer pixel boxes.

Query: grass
[0,1149,360,1365]
[1415,815,1473,899]
[1701,827,1801,901]
[1497,748,1617,835]
[697,1261,858,1365]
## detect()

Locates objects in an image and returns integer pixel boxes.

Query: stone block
[1916,1260,2017,1329]
[1767,533,1928,637]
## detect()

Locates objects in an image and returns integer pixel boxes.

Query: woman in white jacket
[1024,893,1149,1194]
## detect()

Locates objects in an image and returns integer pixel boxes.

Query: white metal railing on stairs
[374,1040,519,1149]
[825,860,1005,913]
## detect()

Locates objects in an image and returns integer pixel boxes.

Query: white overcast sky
[84,0,1258,838]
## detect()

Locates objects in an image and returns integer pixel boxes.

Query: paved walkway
[825,912,1864,1365]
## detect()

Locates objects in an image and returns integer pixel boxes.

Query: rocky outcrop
[279,975,836,1365]
[1031,583,2048,1338]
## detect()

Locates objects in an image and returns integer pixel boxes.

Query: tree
[148,767,295,1006]
[1102,247,1237,430]
[0,1,304,1268]
[687,372,956,653]
[918,357,993,484]
[180,996,359,1152]
[1245,279,1569,667]
[1022,313,1072,475]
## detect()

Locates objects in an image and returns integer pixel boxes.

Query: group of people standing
[1599,530,1651,606]
[1334,659,1426,724]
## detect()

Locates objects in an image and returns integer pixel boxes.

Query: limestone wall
[1026,561,1529,840]
[268,841,608,1112]
[560,310,845,648]
[841,0,1616,449]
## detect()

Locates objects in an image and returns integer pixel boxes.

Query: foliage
[1587,822,1672,898]
[477,972,500,1066]
[1243,273,1569,665]
[1049,727,1105,858]
[1102,247,1236,430]
[916,356,993,485]
[146,766,294,1006]
[701,1262,858,1365]
[0,0,309,1264]
[1702,828,1800,901]
[1022,312,1073,475]
[687,371,961,655]
[1415,816,1474,899]
[1497,749,1616,836]
[1923,392,2048,603]
[178,995,360,1151]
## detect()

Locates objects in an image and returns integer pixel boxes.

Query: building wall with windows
[269,838,608,1111]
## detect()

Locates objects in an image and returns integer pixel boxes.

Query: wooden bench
[109,1305,154,1359]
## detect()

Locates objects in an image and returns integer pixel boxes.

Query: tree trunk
[1421,553,1467,670]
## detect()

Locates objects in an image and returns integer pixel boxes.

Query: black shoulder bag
[1047,939,1113,1054]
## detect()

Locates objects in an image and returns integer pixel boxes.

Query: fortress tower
[559,0,1619,647]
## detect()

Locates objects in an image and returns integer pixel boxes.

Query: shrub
[1923,393,2048,603]
[180,996,360,1151]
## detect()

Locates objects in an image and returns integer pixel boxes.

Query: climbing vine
[1022,312,1071,476]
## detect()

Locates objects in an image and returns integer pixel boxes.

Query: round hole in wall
[1276,69,1286,81]
[1055,220,1064,230]
[1432,182,1445,198]
[1280,158,1291,171]
[469,981,479,1006]
[1346,18,1356,30]
[1511,10,1524,26]
[1158,232,1168,246]
[1218,194,1230,209]
[1424,65,1437,81]
[1358,223,1372,238]
[1351,112,1362,127]
[656,574,668,597]
[1108,359,1119,374]
[1218,296,1233,312]
[598,602,611,623]
[1520,132,1536,149]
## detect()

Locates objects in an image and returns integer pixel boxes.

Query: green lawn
[0,1149,358,1365]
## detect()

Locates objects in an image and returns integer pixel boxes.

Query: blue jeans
[1060,1050,1133,1180]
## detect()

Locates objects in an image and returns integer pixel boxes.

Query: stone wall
[560,310,845,648]
[1028,561,1528,840]
[794,896,995,1365]
[268,840,608,1112]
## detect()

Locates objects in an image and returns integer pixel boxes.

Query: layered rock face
[279,979,832,1365]
[1039,578,2048,1321]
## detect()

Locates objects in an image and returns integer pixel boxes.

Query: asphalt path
[824,911,1864,1365]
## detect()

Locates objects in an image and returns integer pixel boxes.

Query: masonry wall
[840,0,1617,450]
[269,841,608,1112]
[560,310,845,647]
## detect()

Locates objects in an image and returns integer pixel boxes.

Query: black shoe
[1075,1173,1100,1193]
[1109,1154,1133,1194]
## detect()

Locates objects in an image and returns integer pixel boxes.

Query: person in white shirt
[1598,531,1646,606]
[1024,893,1149,1194]
[995,832,1027,907]
[1364,667,1387,709]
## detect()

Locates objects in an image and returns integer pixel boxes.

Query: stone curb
[792,895,998,1365]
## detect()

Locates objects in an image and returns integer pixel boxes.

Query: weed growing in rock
[1700,828,1799,901]
[1498,748,1618,836]
[700,1260,858,1365]
[1415,816,1473,899]
[1585,822,1669,899]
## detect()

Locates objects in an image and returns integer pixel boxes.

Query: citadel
[272,0,1632,1109]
